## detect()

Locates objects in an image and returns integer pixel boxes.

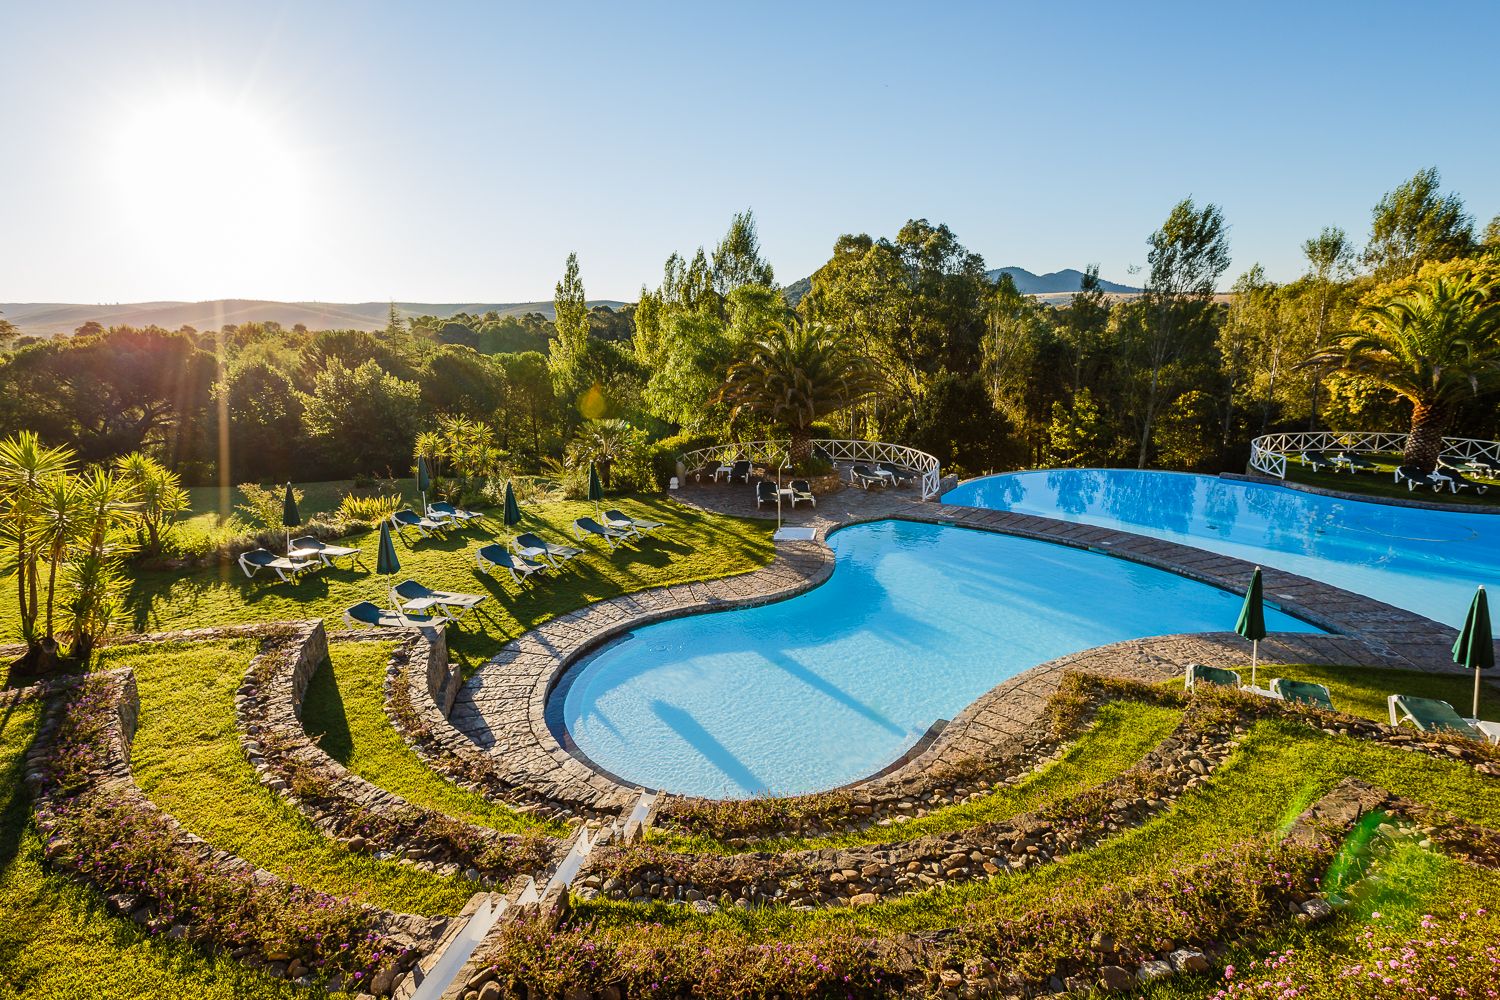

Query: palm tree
[1303,266,1500,472]
[65,467,141,660]
[568,418,642,490]
[715,321,876,468]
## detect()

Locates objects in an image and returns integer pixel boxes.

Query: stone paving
[449,477,1493,811]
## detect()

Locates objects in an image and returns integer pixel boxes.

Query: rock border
[24,664,446,996]
[233,621,562,886]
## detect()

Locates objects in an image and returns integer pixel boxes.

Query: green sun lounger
[512,532,583,567]
[1270,678,1335,711]
[343,600,445,630]
[1185,663,1241,690]
[1388,694,1485,740]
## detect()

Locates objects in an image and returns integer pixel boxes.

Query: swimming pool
[943,469,1499,628]
[557,519,1314,799]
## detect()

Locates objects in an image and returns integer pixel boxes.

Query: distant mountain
[780,266,1138,309]
[0,299,629,339]
[989,267,1139,295]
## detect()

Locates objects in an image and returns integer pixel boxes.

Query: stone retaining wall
[384,623,640,820]
[25,664,446,996]
[234,622,559,885]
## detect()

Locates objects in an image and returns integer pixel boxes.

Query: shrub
[646,432,719,488]
[337,492,402,524]
[236,482,301,532]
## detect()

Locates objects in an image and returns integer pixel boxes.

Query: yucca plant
[714,321,876,468]
[567,418,644,490]
[115,452,190,557]
[1304,264,1500,472]
[336,492,402,524]
[0,432,76,663]
[64,467,141,660]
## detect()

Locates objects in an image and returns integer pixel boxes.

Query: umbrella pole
[1251,640,1259,690]
[1476,665,1482,721]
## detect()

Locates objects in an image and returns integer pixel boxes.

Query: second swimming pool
[557,519,1314,799]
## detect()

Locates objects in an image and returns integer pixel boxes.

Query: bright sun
[109,92,308,288]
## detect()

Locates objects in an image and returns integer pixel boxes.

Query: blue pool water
[559,520,1314,799]
[943,469,1499,629]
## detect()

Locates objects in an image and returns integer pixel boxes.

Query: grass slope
[579,711,1500,940]
[96,496,773,675]
[0,699,350,1000]
[654,701,1184,854]
[1281,456,1499,506]
[1254,663,1497,723]
[302,640,564,836]
[109,639,473,915]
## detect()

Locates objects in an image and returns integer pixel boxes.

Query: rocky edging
[377,625,632,821]
[234,622,560,888]
[578,693,1229,912]
[25,665,446,996]
[447,777,1435,1000]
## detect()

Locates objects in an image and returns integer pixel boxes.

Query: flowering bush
[1211,909,1500,999]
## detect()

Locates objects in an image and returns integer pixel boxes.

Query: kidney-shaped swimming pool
[556,519,1315,799]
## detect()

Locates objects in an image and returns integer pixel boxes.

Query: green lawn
[180,478,425,535]
[109,639,475,916]
[652,701,1184,854]
[0,699,351,1000]
[577,710,1500,941]
[0,494,775,683]
[1252,662,1499,723]
[1280,454,1499,506]
[302,640,565,836]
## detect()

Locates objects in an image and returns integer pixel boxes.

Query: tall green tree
[1304,262,1500,472]
[1132,198,1231,467]
[1302,226,1355,426]
[301,359,422,476]
[551,251,590,389]
[711,209,776,297]
[1364,167,1474,281]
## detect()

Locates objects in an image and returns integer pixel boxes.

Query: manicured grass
[179,478,425,538]
[1251,662,1499,723]
[92,496,774,676]
[302,640,565,837]
[1281,456,1500,506]
[0,698,350,1000]
[651,701,1184,854]
[577,712,1500,941]
[109,639,474,915]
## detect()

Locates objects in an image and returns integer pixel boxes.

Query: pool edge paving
[450,484,1491,809]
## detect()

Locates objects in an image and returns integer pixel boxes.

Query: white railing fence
[677,438,944,499]
[1249,430,1500,479]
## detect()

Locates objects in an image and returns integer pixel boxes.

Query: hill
[0,299,629,339]
[780,266,1138,308]
[989,266,1139,295]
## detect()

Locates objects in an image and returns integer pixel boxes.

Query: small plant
[236,482,301,531]
[114,452,190,556]
[336,492,402,524]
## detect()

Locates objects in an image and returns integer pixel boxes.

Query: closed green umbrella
[416,456,431,513]
[375,521,402,619]
[1235,566,1267,689]
[281,483,301,555]
[376,520,401,576]
[1452,585,1493,720]
[503,481,522,527]
[587,462,603,505]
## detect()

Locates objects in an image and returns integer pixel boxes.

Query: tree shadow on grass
[299,658,353,765]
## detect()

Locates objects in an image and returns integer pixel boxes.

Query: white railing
[1249,430,1500,479]
[678,438,944,499]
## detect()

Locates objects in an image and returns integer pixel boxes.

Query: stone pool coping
[450,491,1490,812]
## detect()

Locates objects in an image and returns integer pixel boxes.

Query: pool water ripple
[558,519,1314,799]
[943,469,1499,628]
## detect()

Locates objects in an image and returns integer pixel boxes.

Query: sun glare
[109,92,308,288]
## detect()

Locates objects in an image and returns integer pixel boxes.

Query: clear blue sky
[3,1,1497,304]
